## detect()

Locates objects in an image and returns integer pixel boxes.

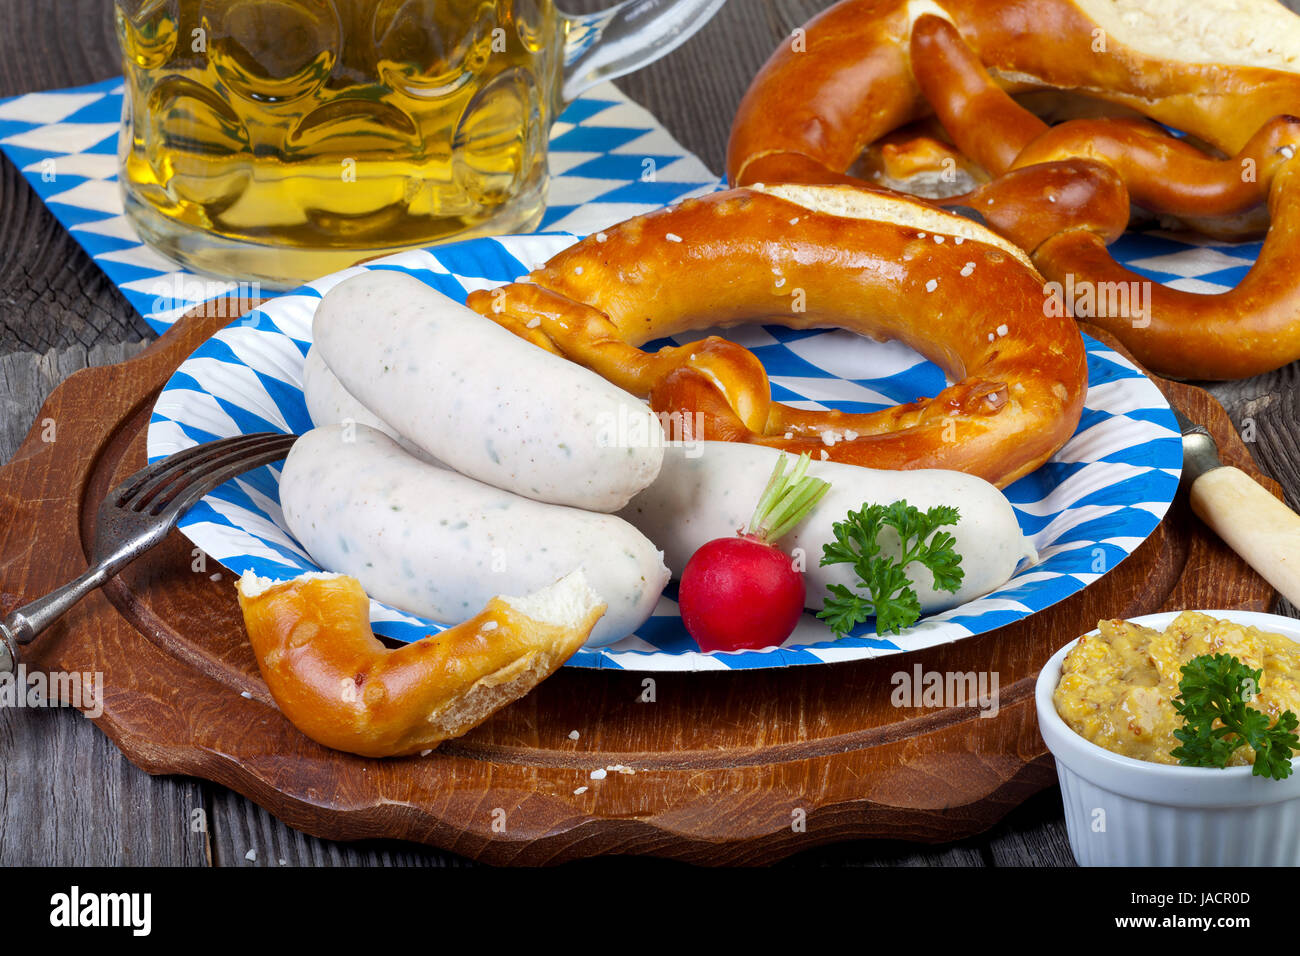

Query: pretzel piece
[467,184,1087,489]
[237,570,604,757]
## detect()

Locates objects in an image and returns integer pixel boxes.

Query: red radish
[678,453,831,652]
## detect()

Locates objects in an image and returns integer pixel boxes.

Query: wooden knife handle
[1189,466,1300,607]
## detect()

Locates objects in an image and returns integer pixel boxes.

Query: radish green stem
[746,456,789,536]
[745,453,832,544]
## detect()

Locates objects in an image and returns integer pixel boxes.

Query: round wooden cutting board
[0,307,1276,865]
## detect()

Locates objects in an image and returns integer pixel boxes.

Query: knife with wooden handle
[1175,407,1300,606]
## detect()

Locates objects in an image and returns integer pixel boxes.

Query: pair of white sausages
[288,271,671,646]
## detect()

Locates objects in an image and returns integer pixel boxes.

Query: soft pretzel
[730,0,1300,184]
[466,183,1087,489]
[728,0,1300,379]
[908,13,1300,379]
[906,13,1300,231]
[236,569,604,757]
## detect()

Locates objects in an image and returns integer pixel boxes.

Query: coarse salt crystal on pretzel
[465,182,1087,489]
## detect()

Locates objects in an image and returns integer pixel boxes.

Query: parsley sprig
[817,501,963,637]
[1171,653,1300,780]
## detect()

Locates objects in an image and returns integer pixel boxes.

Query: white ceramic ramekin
[1036,610,1300,866]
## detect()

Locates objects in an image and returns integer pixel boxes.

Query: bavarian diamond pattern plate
[0,77,720,330]
[144,237,1183,672]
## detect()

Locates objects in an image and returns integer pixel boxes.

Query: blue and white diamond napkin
[0,76,721,332]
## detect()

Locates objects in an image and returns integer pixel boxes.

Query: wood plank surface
[1,0,1298,866]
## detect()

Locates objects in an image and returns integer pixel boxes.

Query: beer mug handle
[560,0,727,102]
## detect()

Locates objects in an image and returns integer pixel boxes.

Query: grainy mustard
[1054,611,1300,765]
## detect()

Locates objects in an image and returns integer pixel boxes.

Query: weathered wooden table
[1,0,1295,867]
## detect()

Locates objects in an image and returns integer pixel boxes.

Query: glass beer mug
[114,0,724,288]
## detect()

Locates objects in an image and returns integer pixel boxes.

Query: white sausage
[302,345,443,467]
[280,424,669,646]
[312,271,664,512]
[618,442,1036,615]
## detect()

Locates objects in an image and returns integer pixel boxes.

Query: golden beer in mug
[114,0,723,288]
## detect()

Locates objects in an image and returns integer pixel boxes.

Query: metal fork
[0,432,298,675]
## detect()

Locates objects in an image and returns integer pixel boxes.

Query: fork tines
[117,433,298,516]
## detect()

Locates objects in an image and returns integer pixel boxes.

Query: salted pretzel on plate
[728,0,1300,380]
[467,183,1088,489]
